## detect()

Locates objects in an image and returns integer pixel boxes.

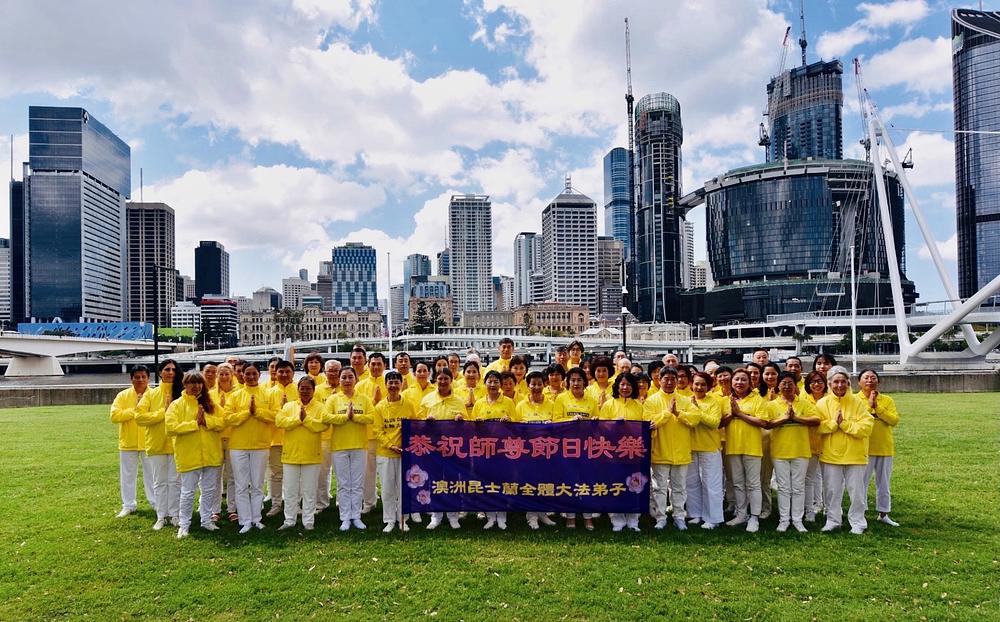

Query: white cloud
[918,232,957,261]
[817,24,875,59]
[881,100,951,120]
[864,36,951,94]
[815,1,930,59]
[896,131,955,187]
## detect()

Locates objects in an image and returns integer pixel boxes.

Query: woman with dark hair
[166,371,225,538]
[647,360,665,399]
[858,369,901,527]
[600,372,645,532]
[758,362,782,519]
[225,363,277,533]
[721,368,769,533]
[135,359,184,531]
[303,352,327,388]
[554,367,600,530]
[402,360,434,408]
[457,360,486,413]
[431,356,449,382]
[210,363,240,522]
[586,356,615,407]
[544,364,566,400]
[276,376,329,532]
[325,367,374,532]
[418,368,466,530]
[812,353,837,379]
[745,362,762,392]
[634,372,652,403]
[374,371,416,533]
[802,370,828,521]
[767,371,821,533]
[675,365,693,397]
[686,371,726,530]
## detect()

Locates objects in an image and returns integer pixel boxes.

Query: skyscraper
[597,236,624,315]
[448,195,493,314]
[282,273,311,310]
[11,106,130,322]
[633,92,684,322]
[436,248,450,276]
[0,238,10,326]
[332,242,377,311]
[952,9,1000,302]
[126,202,176,326]
[316,261,333,310]
[194,241,229,300]
[603,147,632,256]
[540,181,598,315]
[766,59,843,162]
[681,219,695,290]
[403,253,432,320]
[252,286,282,311]
[492,275,515,311]
[513,232,542,307]
[389,284,404,333]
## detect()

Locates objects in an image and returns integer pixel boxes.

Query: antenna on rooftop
[798,0,808,66]
[565,173,572,192]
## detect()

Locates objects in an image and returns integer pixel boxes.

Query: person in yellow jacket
[418,368,466,530]
[598,373,645,532]
[165,371,225,539]
[356,352,387,515]
[135,359,183,530]
[210,363,240,522]
[646,360,664,400]
[499,371,524,405]
[394,352,415,389]
[326,366,375,531]
[402,360,435,409]
[816,366,874,535]
[373,371,417,533]
[544,365,566,401]
[858,369,901,527]
[303,352,327,388]
[586,356,615,407]
[686,371,726,530]
[644,367,699,531]
[456,361,487,414]
[472,371,516,423]
[484,337,515,374]
[110,365,155,518]
[802,370,828,522]
[349,345,370,383]
[767,372,821,533]
[265,360,297,518]
[675,365,694,398]
[224,363,277,534]
[508,356,530,400]
[313,359,342,514]
[514,371,558,530]
[720,368,770,533]
[273,376,328,531]
[553,367,601,530]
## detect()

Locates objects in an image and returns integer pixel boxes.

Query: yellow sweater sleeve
[134,388,165,427]
[110,389,135,424]
[302,405,329,433]
[275,403,303,429]
[165,399,199,436]
[694,397,722,428]
[874,394,900,426]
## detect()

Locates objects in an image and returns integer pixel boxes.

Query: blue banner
[400,419,651,513]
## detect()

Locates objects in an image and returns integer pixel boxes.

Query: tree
[429,302,444,334]
[523,312,535,335]
[274,308,304,342]
[411,301,431,334]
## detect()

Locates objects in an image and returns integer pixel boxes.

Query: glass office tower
[766,59,843,162]
[332,242,378,311]
[952,9,1000,303]
[602,147,631,257]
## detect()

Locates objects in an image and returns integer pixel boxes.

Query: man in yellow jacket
[110,365,155,517]
[135,359,183,530]
[266,360,298,517]
[224,364,277,533]
[357,352,387,514]
[314,359,342,513]
[644,368,699,531]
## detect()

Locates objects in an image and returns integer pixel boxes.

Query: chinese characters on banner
[401,419,651,513]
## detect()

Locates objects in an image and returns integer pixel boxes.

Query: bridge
[0,333,186,377]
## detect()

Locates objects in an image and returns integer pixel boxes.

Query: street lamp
[151,263,167,383]
[621,259,629,355]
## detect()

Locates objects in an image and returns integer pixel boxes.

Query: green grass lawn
[1,393,997,620]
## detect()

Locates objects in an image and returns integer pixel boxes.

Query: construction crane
[758,26,792,152]
[798,0,808,67]
[624,17,635,262]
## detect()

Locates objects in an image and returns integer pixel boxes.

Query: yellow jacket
[373,397,416,457]
[553,391,600,421]
[275,399,328,464]
[269,382,299,446]
[165,394,225,473]
[419,391,467,420]
[314,383,341,442]
[816,392,874,465]
[225,385,278,450]
[585,382,613,405]
[690,392,726,453]
[307,372,327,388]
[485,357,512,374]
[858,391,899,456]
[644,391,698,465]
[402,382,434,410]
[472,395,516,421]
[210,385,239,441]
[516,396,555,423]
[598,397,645,421]
[724,392,769,457]
[110,387,147,451]
[804,392,827,455]
[325,392,375,451]
[767,395,819,460]
[134,383,176,455]
[456,383,487,409]
[357,375,386,441]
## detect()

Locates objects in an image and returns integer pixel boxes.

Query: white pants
[267,446,283,506]
[651,463,688,520]
[147,454,180,520]
[805,455,823,513]
[333,449,366,521]
[610,513,640,529]
[687,450,724,524]
[179,466,221,529]
[431,512,461,523]
[865,455,894,513]
[317,440,333,510]
[230,448,268,526]
[363,439,378,511]
[773,457,809,524]
[213,443,236,514]
[726,454,763,519]
[760,432,773,515]
[119,450,155,511]
[377,456,402,524]
[822,463,868,531]
[283,463,321,528]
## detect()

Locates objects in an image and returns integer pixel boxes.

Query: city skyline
[0,1,981,305]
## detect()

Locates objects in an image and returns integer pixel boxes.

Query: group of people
[110,339,900,538]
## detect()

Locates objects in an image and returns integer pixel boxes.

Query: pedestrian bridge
[0,333,183,376]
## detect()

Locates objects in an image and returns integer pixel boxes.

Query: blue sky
[0,0,988,304]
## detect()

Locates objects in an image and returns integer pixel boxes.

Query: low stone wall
[0,386,125,409]
[875,372,1000,393]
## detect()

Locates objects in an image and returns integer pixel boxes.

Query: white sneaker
[352,519,366,530]
[383,522,395,533]
[878,515,900,527]
[176,527,189,539]
[448,516,461,529]
[202,522,220,532]
[278,522,295,531]
[169,517,180,527]
[477,512,486,520]
[759,509,771,521]
[304,524,314,531]
[804,512,816,523]
[746,516,759,533]
[821,522,838,532]
[776,521,789,533]
[726,515,748,527]
[410,513,423,523]
[116,508,134,518]
[628,525,640,532]
[539,515,557,526]
[265,504,283,518]
[239,523,253,534]
[426,517,441,530]
[152,518,166,531]
[526,516,540,530]
[700,522,717,530]
[339,521,351,532]
[626,516,640,531]
[792,521,808,533]
[400,522,410,532]
[611,524,624,532]
[687,517,702,525]
[483,518,496,530]
[654,518,668,530]
[496,516,507,530]
[850,527,865,535]
[674,518,688,531]
[253,522,266,530]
